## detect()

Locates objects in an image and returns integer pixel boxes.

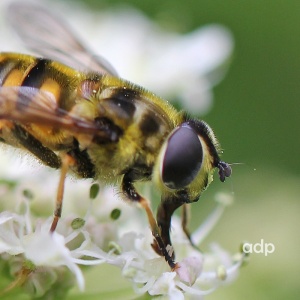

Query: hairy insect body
[0,53,178,184]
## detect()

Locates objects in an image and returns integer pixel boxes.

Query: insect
[0,3,231,269]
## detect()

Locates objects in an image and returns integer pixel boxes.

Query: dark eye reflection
[162,125,203,189]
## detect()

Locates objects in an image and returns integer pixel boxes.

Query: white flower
[0,203,105,296]
[0,159,246,299]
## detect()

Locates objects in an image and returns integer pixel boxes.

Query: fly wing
[0,86,117,143]
[6,2,118,76]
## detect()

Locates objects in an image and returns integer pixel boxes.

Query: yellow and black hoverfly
[0,2,231,269]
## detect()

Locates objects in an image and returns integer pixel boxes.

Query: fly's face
[151,119,231,259]
[156,120,231,195]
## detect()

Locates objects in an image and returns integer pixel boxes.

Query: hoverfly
[0,2,231,269]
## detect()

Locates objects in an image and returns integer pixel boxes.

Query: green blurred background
[65,0,299,299]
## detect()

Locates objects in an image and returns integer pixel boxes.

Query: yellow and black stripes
[0,58,20,86]
[0,53,82,112]
[0,54,35,86]
[21,57,50,87]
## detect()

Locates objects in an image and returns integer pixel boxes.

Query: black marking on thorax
[105,87,137,120]
[139,112,160,136]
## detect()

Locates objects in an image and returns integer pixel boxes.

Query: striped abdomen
[0,52,82,111]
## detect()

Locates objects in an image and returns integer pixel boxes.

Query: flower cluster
[0,158,246,299]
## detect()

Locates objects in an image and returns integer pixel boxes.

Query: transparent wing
[6,2,118,76]
[0,86,114,142]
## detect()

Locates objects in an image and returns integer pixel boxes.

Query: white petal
[23,230,85,290]
[0,212,24,254]
[176,255,203,285]
[148,272,176,295]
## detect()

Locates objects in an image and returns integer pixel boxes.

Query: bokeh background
[2,0,300,299]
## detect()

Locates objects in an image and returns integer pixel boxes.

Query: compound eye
[162,125,203,189]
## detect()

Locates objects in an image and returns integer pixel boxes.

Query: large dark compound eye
[162,125,203,189]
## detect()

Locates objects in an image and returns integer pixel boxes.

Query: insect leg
[50,142,95,231]
[8,124,71,232]
[181,204,198,249]
[122,173,177,270]
[50,154,75,232]
[155,198,182,258]
[66,140,95,179]
[155,191,197,262]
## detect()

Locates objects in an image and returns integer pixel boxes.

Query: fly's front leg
[122,172,177,269]
[155,197,182,259]
[155,191,196,263]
